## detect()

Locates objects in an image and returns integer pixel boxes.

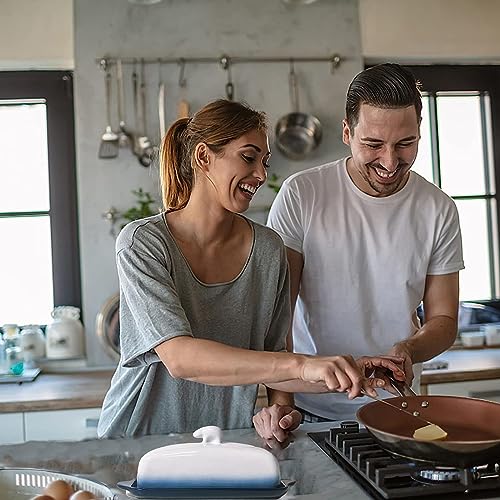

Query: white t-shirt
[267,157,464,420]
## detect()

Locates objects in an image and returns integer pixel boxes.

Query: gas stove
[308,422,500,499]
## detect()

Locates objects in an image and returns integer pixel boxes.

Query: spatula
[98,66,119,159]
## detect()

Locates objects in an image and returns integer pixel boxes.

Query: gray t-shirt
[98,213,290,438]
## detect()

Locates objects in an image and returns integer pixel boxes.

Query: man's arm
[254,248,304,441]
[388,272,459,384]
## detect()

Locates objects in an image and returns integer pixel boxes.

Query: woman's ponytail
[159,117,193,211]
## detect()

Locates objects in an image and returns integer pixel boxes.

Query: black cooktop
[308,422,500,499]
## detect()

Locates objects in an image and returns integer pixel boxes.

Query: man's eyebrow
[361,136,418,142]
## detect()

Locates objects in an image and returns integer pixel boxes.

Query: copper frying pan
[357,394,500,466]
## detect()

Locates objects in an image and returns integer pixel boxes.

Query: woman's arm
[155,337,404,397]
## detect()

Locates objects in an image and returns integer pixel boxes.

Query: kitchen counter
[0,347,499,414]
[0,423,371,500]
[0,370,114,413]
[421,347,500,392]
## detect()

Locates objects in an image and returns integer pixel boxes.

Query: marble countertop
[0,422,369,500]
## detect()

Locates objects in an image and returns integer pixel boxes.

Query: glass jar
[20,325,46,368]
[2,324,23,375]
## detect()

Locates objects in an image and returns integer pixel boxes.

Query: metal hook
[330,54,341,74]
[178,58,187,88]
[220,55,234,101]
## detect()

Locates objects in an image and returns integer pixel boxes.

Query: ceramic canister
[45,306,85,359]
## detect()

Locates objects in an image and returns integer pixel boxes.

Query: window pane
[0,101,50,212]
[455,199,491,300]
[412,95,434,182]
[0,216,53,325]
[437,94,487,197]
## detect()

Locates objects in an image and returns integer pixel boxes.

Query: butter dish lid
[135,426,281,490]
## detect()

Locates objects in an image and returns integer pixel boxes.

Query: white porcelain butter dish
[136,426,281,490]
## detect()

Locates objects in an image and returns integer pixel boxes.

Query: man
[256,63,463,438]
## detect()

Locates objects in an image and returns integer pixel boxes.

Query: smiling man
[266,63,464,427]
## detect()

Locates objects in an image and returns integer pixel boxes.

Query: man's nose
[379,148,399,171]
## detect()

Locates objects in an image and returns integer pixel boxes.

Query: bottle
[0,332,8,375]
[45,306,85,359]
[20,325,46,368]
[2,324,24,375]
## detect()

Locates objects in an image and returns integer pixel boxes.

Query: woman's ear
[194,142,211,172]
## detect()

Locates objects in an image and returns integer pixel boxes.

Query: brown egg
[44,479,74,500]
[30,496,55,500]
[69,491,96,500]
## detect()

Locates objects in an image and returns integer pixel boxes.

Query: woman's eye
[242,154,255,163]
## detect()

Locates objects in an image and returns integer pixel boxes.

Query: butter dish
[117,426,293,499]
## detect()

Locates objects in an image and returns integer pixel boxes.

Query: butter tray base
[117,479,293,499]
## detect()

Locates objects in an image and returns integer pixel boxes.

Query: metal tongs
[362,371,439,429]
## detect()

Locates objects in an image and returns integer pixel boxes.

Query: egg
[69,491,96,500]
[30,496,55,500]
[44,479,74,500]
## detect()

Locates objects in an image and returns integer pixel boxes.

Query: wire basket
[0,467,115,499]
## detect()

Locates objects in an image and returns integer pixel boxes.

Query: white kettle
[45,306,85,359]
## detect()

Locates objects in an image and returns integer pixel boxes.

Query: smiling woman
[97,98,405,440]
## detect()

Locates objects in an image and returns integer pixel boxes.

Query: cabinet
[0,408,101,444]
[24,408,101,441]
[0,413,24,445]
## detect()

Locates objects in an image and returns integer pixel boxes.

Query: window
[407,66,500,301]
[0,72,80,325]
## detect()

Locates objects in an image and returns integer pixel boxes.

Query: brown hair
[159,99,267,211]
[345,63,422,132]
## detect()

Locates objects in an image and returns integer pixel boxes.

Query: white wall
[0,0,73,70]
[359,0,500,63]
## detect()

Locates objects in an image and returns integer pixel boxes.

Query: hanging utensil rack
[97,54,342,72]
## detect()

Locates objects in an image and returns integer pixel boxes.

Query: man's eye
[365,144,381,149]
[398,142,414,148]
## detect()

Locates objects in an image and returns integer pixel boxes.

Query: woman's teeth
[239,183,257,194]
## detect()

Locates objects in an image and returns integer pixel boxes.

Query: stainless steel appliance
[308,422,500,499]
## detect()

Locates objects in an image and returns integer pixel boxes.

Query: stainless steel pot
[275,61,322,160]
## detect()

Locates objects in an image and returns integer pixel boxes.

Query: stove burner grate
[308,422,500,499]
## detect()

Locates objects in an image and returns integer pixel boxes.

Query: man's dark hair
[345,63,422,131]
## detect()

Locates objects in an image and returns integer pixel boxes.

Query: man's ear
[194,142,211,172]
[342,119,351,146]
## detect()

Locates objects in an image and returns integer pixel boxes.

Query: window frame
[0,71,81,310]
[406,65,500,300]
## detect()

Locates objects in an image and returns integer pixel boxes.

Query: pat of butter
[413,424,448,441]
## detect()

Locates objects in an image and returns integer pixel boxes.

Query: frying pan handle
[385,371,418,397]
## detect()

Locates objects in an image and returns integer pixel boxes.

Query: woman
[98,99,404,439]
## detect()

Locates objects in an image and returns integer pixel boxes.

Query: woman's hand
[299,354,405,399]
[252,404,302,442]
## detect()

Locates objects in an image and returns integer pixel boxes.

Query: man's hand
[355,355,405,397]
[253,404,302,442]
[376,341,414,391]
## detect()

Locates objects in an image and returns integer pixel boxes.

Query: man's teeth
[375,168,397,179]
[239,183,257,194]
